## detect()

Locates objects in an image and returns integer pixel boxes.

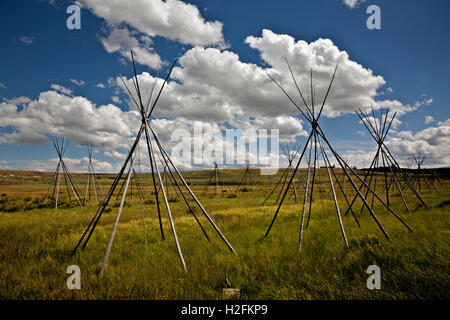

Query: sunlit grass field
[0,169,448,299]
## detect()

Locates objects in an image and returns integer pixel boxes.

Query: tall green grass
[0,169,448,299]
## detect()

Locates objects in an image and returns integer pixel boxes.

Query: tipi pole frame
[47,138,86,208]
[306,132,319,227]
[317,135,360,228]
[265,131,314,237]
[149,125,236,254]
[144,125,187,271]
[201,167,216,197]
[317,133,348,246]
[264,60,415,247]
[355,109,429,212]
[155,145,211,242]
[382,150,410,213]
[298,137,314,250]
[317,125,413,234]
[142,124,165,240]
[71,53,236,273]
[262,167,288,205]
[70,125,144,257]
[45,161,60,201]
[99,155,136,275]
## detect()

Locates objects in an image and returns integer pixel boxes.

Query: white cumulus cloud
[0,88,140,148]
[78,0,225,47]
[424,116,435,125]
[50,84,73,95]
[343,119,450,168]
[100,27,165,70]
[19,36,34,45]
[342,0,367,9]
[70,78,85,86]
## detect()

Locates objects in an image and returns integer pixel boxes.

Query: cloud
[415,97,433,108]
[111,96,122,104]
[111,29,430,147]
[245,29,430,118]
[0,82,7,89]
[9,29,410,152]
[388,119,450,167]
[0,160,12,170]
[79,0,226,68]
[339,148,374,168]
[342,0,367,9]
[19,36,34,45]
[343,119,450,168]
[0,88,140,148]
[100,27,165,70]
[116,47,308,140]
[104,150,127,160]
[70,78,85,86]
[11,157,117,173]
[3,28,442,170]
[48,0,60,9]
[96,83,105,88]
[78,0,225,47]
[358,113,403,132]
[50,84,73,95]
[425,116,435,125]
[378,86,394,96]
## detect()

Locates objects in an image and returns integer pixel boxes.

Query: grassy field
[0,168,448,299]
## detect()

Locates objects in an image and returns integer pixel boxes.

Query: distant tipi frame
[262,142,304,205]
[158,160,179,199]
[84,144,104,204]
[114,148,145,202]
[201,162,231,197]
[430,165,444,189]
[44,137,86,209]
[411,152,434,193]
[235,160,255,195]
[343,108,430,215]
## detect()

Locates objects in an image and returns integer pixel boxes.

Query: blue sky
[0,0,449,171]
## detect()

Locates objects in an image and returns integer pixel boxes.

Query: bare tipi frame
[70,52,235,273]
[113,146,155,202]
[343,109,429,215]
[234,160,255,195]
[411,153,434,192]
[264,60,414,250]
[45,138,86,209]
[114,153,138,201]
[159,161,179,199]
[84,145,104,204]
[431,165,444,188]
[201,162,231,197]
[262,143,303,205]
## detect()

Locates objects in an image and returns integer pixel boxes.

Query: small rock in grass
[223,288,240,297]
